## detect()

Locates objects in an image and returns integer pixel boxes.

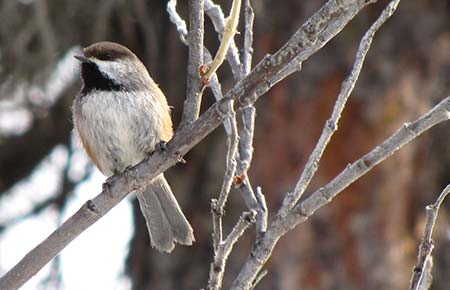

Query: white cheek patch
[94,60,130,83]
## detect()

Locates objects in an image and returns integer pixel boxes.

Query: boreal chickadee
[73,41,194,252]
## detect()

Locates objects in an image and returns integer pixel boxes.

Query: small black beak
[74,55,90,63]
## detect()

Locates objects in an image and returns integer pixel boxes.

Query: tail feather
[136,174,194,252]
[136,188,174,251]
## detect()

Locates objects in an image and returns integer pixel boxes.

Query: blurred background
[0,0,450,289]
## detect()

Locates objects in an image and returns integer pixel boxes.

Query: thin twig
[224,210,256,249]
[208,210,256,290]
[202,0,242,82]
[212,100,239,251]
[235,106,268,233]
[234,0,265,233]
[236,106,255,176]
[249,269,268,290]
[217,101,239,209]
[234,175,268,236]
[204,0,243,79]
[242,0,254,76]
[409,184,450,290]
[236,1,256,184]
[167,0,188,45]
[254,186,268,233]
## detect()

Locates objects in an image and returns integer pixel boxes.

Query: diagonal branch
[280,0,402,214]
[230,1,417,289]
[229,0,375,108]
[231,93,450,290]
[0,1,391,289]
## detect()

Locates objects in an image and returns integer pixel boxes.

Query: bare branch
[234,0,264,233]
[230,93,450,290]
[212,100,239,251]
[230,1,441,288]
[224,211,256,252]
[208,210,256,290]
[209,97,256,290]
[297,102,450,219]
[0,1,398,288]
[167,0,235,144]
[167,0,188,45]
[230,0,374,109]
[168,0,256,242]
[281,0,402,214]
[409,184,450,290]
[235,106,268,233]
[167,0,225,110]
[181,0,204,126]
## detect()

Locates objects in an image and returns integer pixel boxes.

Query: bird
[72,41,194,252]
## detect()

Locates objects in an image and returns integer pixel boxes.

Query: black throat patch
[80,62,123,95]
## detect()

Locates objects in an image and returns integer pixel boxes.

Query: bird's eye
[97,52,113,61]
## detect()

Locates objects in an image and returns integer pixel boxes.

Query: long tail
[135,174,194,252]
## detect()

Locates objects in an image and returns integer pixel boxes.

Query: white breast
[74,90,161,176]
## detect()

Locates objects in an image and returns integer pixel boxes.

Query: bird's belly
[76,91,158,176]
